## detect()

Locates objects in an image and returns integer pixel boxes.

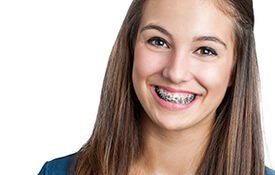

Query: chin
[148,112,199,131]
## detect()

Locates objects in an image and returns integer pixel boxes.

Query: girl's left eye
[195,47,217,56]
[147,37,169,48]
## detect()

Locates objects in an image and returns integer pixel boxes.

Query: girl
[39,0,275,174]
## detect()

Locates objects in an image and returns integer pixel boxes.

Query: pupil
[157,40,163,46]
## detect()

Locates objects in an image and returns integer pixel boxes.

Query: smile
[155,86,196,104]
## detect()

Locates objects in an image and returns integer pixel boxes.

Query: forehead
[140,0,234,44]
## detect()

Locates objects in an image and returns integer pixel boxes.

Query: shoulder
[265,166,275,175]
[38,154,75,175]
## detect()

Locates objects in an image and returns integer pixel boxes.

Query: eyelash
[195,47,217,57]
[147,37,169,48]
[147,37,218,57]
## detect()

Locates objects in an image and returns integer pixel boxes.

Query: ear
[228,59,236,87]
[228,77,233,87]
[227,67,236,87]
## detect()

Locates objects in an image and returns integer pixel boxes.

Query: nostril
[162,65,192,84]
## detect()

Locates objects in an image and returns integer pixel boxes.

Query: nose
[162,52,193,84]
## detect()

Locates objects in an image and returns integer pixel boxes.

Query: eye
[195,47,217,56]
[147,37,169,48]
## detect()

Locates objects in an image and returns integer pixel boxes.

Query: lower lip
[150,86,199,111]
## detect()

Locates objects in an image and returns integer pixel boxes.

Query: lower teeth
[155,86,195,104]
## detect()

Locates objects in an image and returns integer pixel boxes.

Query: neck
[132,111,214,175]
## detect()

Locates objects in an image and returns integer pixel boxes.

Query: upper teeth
[156,86,196,104]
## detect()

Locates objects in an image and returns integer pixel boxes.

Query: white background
[0,0,274,174]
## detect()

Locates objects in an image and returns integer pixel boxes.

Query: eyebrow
[140,24,172,37]
[140,24,227,49]
[193,36,227,49]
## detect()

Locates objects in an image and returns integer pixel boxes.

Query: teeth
[167,93,172,101]
[180,96,185,104]
[189,94,195,101]
[163,92,167,98]
[173,94,179,103]
[155,86,196,104]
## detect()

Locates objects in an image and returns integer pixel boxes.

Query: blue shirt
[38,154,275,175]
[38,154,74,175]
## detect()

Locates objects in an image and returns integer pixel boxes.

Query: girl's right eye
[147,37,169,48]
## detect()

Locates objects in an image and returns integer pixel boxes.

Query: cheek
[133,44,166,80]
[192,61,232,94]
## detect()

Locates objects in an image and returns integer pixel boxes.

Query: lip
[153,85,198,95]
[150,85,200,110]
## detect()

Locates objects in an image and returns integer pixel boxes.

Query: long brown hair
[71,0,264,174]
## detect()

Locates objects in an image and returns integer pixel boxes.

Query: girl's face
[132,0,234,131]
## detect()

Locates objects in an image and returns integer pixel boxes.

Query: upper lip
[153,84,199,95]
